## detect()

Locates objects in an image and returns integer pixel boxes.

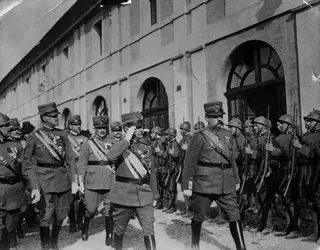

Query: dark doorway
[142,77,169,130]
[225,41,286,134]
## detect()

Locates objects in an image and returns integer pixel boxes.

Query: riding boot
[144,235,156,250]
[191,220,202,249]
[155,199,163,210]
[81,216,91,241]
[229,221,247,250]
[301,211,318,242]
[105,216,115,247]
[68,202,77,233]
[50,223,61,250]
[40,227,50,250]
[16,213,25,239]
[114,233,124,250]
[77,200,85,231]
[8,231,17,250]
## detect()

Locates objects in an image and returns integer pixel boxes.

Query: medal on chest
[49,134,65,157]
[104,142,113,151]
[6,147,18,159]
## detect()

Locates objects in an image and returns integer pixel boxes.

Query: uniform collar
[70,130,79,136]
[42,124,55,131]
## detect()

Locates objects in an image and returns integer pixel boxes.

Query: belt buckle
[8,177,14,184]
[221,163,227,170]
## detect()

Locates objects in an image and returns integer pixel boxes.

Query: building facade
[1,0,320,137]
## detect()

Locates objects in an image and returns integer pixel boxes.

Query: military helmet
[244,119,253,128]
[0,113,10,127]
[151,126,163,136]
[180,121,191,131]
[164,128,169,135]
[304,109,320,123]
[168,128,177,136]
[253,116,268,127]
[278,114,293,126]
[228,118,242,130]
[194,121,205,130]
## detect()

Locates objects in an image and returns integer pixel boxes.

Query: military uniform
[107,112,159,250]
[0,113,25,249]
[22,102,77,250]
[78,116,115,245]
[66,115,88,233]
[182,101,246,250]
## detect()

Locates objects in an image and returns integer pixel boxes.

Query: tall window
[150,0,157,25]
[93,95,108,116]
[93,20,103,56]
[62,108,71,129]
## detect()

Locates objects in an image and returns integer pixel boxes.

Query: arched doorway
[61,108,71,129]
[225,41,286,134]
[142,77,169,130]
[93,96,108,116]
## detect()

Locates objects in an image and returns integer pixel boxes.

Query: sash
[68,135,81,157]
[200,130,230,163]
[0,144,21,179]
[34,131,64,162]
[87,139,115,173]
[122,149,148,179]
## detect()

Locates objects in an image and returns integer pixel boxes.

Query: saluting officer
[0,113,26,250]
[22,102,78,250]
[292,109,320,243]
[177,121,193,218]
[106,112,159,250]
[182,101,246,250]
[66,115,88,233]
[77,116,115,246]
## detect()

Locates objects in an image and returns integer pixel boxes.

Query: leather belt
[37,162,62,168]
[88,161,112,165]
[0,177,20,185]
[198,161,230,169]
[116,176,149,185]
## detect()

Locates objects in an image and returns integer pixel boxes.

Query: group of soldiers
[0,98,319,250]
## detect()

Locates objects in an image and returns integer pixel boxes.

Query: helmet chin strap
[310,121,319,133]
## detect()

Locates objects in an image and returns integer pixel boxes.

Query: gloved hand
[125,126,136,142]
[79,181,85,194]
[183,190,192,197]
[71,182,79,194]
[31,189,41,204]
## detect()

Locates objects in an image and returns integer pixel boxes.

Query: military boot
[191,220,201,249]
[40,227,50,250]
[144,235,156,250]
[81,217,91,241]
[50,223,61,250]
[105,216,115,247]
[68,203,77,233]
[114,233,124,250]
[230,221,247,250]
[155,200,163,210]
[16,214,25,239]
[8,231,17,250]
[77,200,85,231]
[301,211,318,242]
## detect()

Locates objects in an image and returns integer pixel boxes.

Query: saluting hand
[31,189,41,204]
[183,190,192,197]
[125,126,136,142]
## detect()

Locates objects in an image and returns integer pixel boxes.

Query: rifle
[240,136,250,194]
[176,137,186,183]
[256,106,271,193]
[164,140,173,188]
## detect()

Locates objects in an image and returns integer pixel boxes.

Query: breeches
[84,189,112,217]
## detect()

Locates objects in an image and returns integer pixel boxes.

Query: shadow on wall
[255,0,282,24]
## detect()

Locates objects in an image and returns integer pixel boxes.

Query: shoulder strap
[34,131,63,162]
[68,135,81,157]
[200,131,230,163]
[0,144,20,178]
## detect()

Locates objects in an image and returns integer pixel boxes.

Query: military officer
[182,101,245,250]
[110,121,123,143]
[177,121,193,218]
[194,121,205,131]
[0,113,26,250]
[292,109,320,243]
[106,112,159,250]
[22,102,78,250]
[77,115,115,246]
[161,128,181,213]
[66,115,88,233]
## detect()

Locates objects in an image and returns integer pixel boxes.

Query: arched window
[93,96,108,116]
[225,41,286,132]
[62,108,71,129]
[142,77,169,129]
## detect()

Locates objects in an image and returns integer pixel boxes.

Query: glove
[236,183,240,191]
[265,142,274,152]
[245,146,253,155]
[292,138,302,149]
[31,189,41,204]
[183,190,192,197]
[71,182,79,194]
[79,181,85,194]
[182,143,188,150]
[125,126,136,142]
[153,200,157,207]
[168,148,174,155]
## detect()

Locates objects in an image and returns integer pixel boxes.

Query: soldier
[66,115,88,233]
[161,128,181,213]
[110,121,123,142]
[194,121,205,131]
[265,114,300,239]
[105,111,159,250]
[245,116,275,234]
[77,115,115,246]
[8,119,22,142]
[22,102,78,250]
[0,113,26,250]
[182,101,245,250]
[20,121,35,150]
[177,121,193,218]
[292,109,320,243]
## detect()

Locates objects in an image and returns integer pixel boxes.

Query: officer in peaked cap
[77,115,116,246]
[182,101,246,250]
[292,109,320,243]
[22,102,78,250]
[110,121,123,142]
[105,111,159,250]
[0,113,26,249]
[66,115,88,233]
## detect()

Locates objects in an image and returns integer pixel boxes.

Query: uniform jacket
[22,126,77,194]
[77,135,115,190]
[182,126,240,195]
[107,138,159,207]
[271,133,293,163]
[233,133,245,161]
[162,139,181,166]
[67,131,88,162]
[249,131,275,162]
[152,137,167,168]
[0,139,25,210]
